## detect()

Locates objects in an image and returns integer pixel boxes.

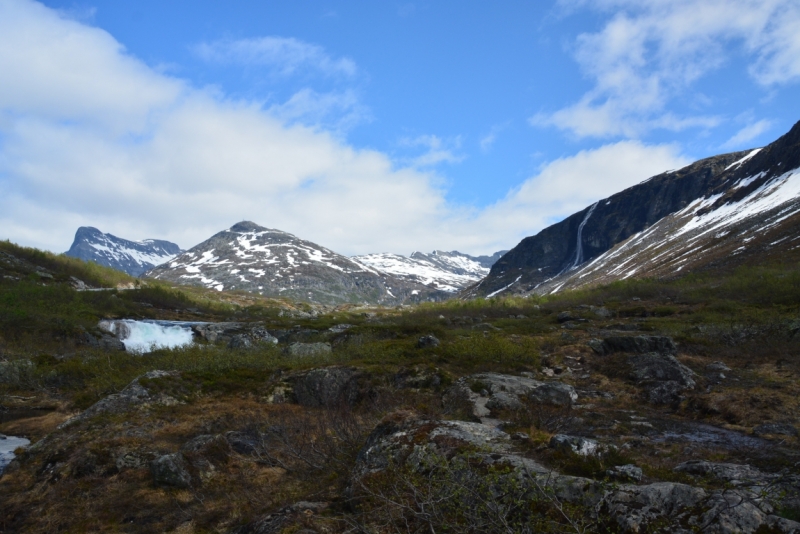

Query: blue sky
[2,0,800,255]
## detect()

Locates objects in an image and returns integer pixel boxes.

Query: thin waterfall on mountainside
[570,201,598,270]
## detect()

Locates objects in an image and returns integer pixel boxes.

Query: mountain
[65,227,182,277]
[353,249,507,292]
[466,120,800,298]
[144,221,449,305]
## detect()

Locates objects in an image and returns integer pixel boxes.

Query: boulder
[606,464,643,482]
[60,370,181,428]
[417,334,440,348]
[292,367,360,407]
[150,453,191,488]
[329,324,354,334]
[192,322,244,344]
[485,391,525,412]
[286,342,332,357]
[591,335,678,355]
[527,381,578,406]
[627,352,695,404]
[557,311,577,323]
[549,434,599,456]
[250,327,278,344]
[227,335,253,349]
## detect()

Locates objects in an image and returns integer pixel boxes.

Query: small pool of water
[0,434,30,474]
[99,319,204,353]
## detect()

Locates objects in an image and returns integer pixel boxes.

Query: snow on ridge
[725,148,762,171]
[353,251,487,292]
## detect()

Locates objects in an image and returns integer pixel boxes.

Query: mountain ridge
[466,119,800,298]
[65,226,182,277]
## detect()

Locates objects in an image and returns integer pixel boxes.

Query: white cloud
[721,119,773,149]
[194,36,357,77]
[542,0,800,138]
[0,0,689,259]
[399,135,464,168]
[267,88,372,132]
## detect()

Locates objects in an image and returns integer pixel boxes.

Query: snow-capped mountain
[467,119,800,298]
[65,227,182,277]
[144,221,449,305]
[353,250,507,292]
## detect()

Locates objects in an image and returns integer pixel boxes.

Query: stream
[0,434,30,474]
[99,319,203,353]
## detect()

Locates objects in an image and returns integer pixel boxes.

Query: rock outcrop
[351,411,800,534]
[60,370,182,428]
[443,373,578,419]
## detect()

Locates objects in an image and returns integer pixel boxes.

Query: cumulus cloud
[540,0,800,138]
[194,36,357,77]
[0,0,688,259]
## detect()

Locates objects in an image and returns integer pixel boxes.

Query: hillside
[467,120,800,298]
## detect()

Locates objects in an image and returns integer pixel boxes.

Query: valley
[1,122,800,533]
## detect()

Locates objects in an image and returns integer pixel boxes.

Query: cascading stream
[570,201,598,270]
[99,320,196,353]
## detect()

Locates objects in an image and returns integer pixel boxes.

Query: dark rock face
[468,120,800,298]
[591,335,678,355]
[145,221,449,305]
[65,226,181,277]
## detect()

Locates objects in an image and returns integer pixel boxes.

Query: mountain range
[143,221,453,305]
[352,250,507,293]
[63,120,800,304]
[466,119,800,298]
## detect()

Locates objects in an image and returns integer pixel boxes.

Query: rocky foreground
[2,324,798,533]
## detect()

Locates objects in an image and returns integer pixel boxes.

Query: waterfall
[0,435,30,473]
[99,320,195,353]
[570,201,598,270]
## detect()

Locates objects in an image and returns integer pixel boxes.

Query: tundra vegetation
[0,239,799,533]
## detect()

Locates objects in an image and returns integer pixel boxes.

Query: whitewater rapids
[98,319,197,353]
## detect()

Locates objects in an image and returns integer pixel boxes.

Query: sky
[1,0,799,256]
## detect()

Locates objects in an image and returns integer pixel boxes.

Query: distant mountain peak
[65,227,182,277]
[146,222,447,305]
[229,221,269,233]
